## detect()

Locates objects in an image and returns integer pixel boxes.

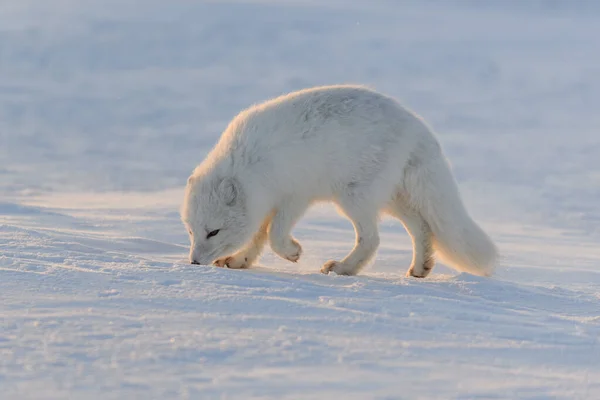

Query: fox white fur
[181,85,498,277]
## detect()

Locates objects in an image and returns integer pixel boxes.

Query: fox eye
[206,229,220,239]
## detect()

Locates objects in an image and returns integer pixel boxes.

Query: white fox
[181,85,498,278]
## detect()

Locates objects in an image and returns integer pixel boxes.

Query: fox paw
[213,255,249,269]
[406,268,427,278]
[321,260,355,276]
[406,259,434,278]
[273,238,302,263]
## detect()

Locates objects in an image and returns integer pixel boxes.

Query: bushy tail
[406,154,498,276]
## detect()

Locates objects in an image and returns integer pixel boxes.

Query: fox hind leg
[386,195,435,278]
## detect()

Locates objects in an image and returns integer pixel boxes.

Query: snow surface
[1,1,600,399]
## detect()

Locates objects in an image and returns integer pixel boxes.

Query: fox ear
[217,177,239,206]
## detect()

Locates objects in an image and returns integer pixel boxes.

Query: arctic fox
[181,85,497,278]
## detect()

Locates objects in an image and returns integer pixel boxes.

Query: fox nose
[190,259,200,265]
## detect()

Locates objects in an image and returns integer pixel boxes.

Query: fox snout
[189,245,214,265]
[189,248,204,265]
[190,252,208,265]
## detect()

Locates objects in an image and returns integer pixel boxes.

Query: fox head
[181,173,251,265]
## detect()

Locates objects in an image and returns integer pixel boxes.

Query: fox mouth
[190,243,235,265]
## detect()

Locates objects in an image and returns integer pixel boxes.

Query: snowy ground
[2,1,600,399]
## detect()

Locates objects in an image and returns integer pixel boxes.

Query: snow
[1,1,599,398]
